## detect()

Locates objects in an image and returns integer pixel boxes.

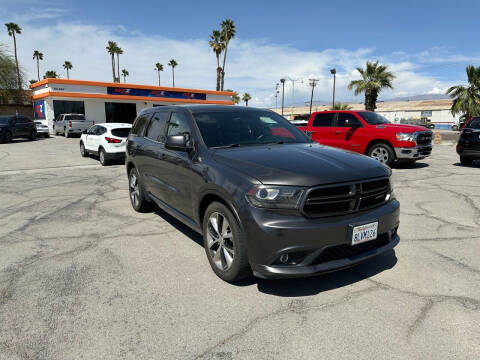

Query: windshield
[65,115,85,121]
[193,110,310,148]
[358,112,391,125]
[467,118,480,129]
[0,117,12,125]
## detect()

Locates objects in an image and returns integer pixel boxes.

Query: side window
[312,113,335,127]
[98,126,107,135]
[167,112,192,139]
[131,113,151,136]
[87,125,97,135]
[337,113,362,127]
[145,111,170,142]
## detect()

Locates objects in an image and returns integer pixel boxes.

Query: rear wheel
[80,142,88,157]
[128,167,153,213]
[3,131,12,143]
[99,148,109,166]
[460,156,474,166]
[29,130,37,141]
[203,202,251,282]
[367,143,395,167]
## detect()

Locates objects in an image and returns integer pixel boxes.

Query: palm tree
[115,45,123,83]
[106,41,118,82]
[225,89,240,104]
[32,50,43,81]
[331,102,352,110]
[446,65,480,119]
[154,63,163,86]
[348,60,395,111]
[242,92,251,106]
[121,69,129,83]
[44,70,58,79]
[63,61,73,80]
[220,19,236,91]
[5,22,22,91]
[29,79,37,85]
[209,30,224,91]
[168,59,178,87]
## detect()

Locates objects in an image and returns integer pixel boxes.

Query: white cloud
[0,18,463,107]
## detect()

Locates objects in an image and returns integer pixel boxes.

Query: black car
[457,117,480,165]
[0,115,37,143]
[126,105,400,282]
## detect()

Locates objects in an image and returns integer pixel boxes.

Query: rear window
[65,115,85,121]
[111,128,131,137]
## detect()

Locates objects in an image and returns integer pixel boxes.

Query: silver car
[34,121,50,137]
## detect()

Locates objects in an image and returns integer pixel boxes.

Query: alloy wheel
[99,150,105,164]
[370,146,389,164]
[129,173,140,207]
[207,212,235,271]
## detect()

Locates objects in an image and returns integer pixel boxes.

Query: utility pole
[330,68,336,109]
[280,78,286,116]
[274,83,279,109]
[308,79,319,115]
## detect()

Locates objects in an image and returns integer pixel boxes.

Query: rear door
[309,112,337,147]
[331,112,368,153]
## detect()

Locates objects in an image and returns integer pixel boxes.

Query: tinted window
[145,111,169,141]
[17,117,28,124]
[358,112,390,125]
[98,126,107,135]
[467,118,480,129]
[111,128,131,138]
[337,113,362,127]
[312,113,335,127]
[131,113,152,136]
[87,125,98,135]
[53,100,85,119]
[0,116,13,124]
[193,110,310,148]
[167,112,192,139]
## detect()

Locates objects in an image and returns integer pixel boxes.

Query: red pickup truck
[298,110,433,166]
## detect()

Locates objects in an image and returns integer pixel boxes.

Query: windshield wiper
[212,143,241,149]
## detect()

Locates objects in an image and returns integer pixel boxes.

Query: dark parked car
[457,117,480,165]
[126,105,400,282]
[0,115,37,143]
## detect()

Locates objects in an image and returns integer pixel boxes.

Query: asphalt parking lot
[0,136,479,360]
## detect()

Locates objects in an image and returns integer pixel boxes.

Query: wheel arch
[365,139,395,156]
[198,192,242,231]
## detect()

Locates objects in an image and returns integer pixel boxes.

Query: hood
[374,123,430,132]
[212,143,391,187]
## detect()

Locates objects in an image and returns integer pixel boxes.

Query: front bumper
[242,200,400,279]
[394,145,432,160]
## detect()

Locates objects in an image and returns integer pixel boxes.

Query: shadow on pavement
[453,161,480,168]
[394,161,429,169]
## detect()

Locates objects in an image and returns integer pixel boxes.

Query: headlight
[245,185,305,209]
[396,132,415,142]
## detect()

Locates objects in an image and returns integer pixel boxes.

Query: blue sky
[1,0,479,106]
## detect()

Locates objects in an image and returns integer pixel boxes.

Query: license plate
[351,222,378,245]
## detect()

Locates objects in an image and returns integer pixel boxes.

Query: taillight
[69,121,72,127]
[105,137,121,143]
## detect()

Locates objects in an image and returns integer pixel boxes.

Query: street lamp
[280,78,286,116]
[308,79,319,115]
[274,83,279,109]
[330,68,336,108]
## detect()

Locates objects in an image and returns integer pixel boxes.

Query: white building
[30,78,234,132]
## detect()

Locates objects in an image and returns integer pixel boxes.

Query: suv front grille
[312,233,390,265]
[415,131,433,145]
[302,178,390,218]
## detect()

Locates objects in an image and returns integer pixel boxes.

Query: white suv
[80,123,132,165]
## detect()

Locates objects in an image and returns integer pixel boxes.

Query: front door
[84,125,98,151]
[309,112,337,147]
[331,112,368,153]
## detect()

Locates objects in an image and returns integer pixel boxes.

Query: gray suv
[125,105,400,282]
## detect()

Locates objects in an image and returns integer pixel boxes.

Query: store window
[105,102,137,123]
[53,100,85,120]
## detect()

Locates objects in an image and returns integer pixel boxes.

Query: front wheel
[3,131,12,143]
[80,142,88,157]
[367,143,395,167]
[460,156,474,166]
[128,167,153,213]
[203,202,251,282]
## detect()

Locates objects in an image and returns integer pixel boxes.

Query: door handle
[309,130,317,134]
[334,131,343,134]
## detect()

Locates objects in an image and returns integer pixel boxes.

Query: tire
[29,130,37,141]
[367,143,395,167]
[128,167,153,213]
[80,142,88,157]
[65,128,70,138]
[3,131,12,143]
[460,156,473,166]
[203,202,251,282]
[98,148,109,166]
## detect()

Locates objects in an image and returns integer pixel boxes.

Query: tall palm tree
[5,22,22,91]
[44,70,58,79]
[106,41,118,82]
[154,63,163,86]
[225,89,240,104]
[32,50,43,81]
[115,45,123,83]
[168,59,178,87]
[63,61,73,80]
[242,92,251,106]
[209,30,224,91]
[348,60,395,111]
[121,69,129,83]
[331,102,352,110]
[446,65,480,119]
[220,19,236,91]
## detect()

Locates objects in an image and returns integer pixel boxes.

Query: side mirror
[304,130,312,139]
[165,134,193,152]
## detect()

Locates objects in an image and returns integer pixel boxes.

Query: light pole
[280,78,286,116]
[308,79,319,115]
[274,83,279,109]
[330,68,336,109]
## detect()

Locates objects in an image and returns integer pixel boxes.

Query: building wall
[377,109,459,129]
[0,104,34,118]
